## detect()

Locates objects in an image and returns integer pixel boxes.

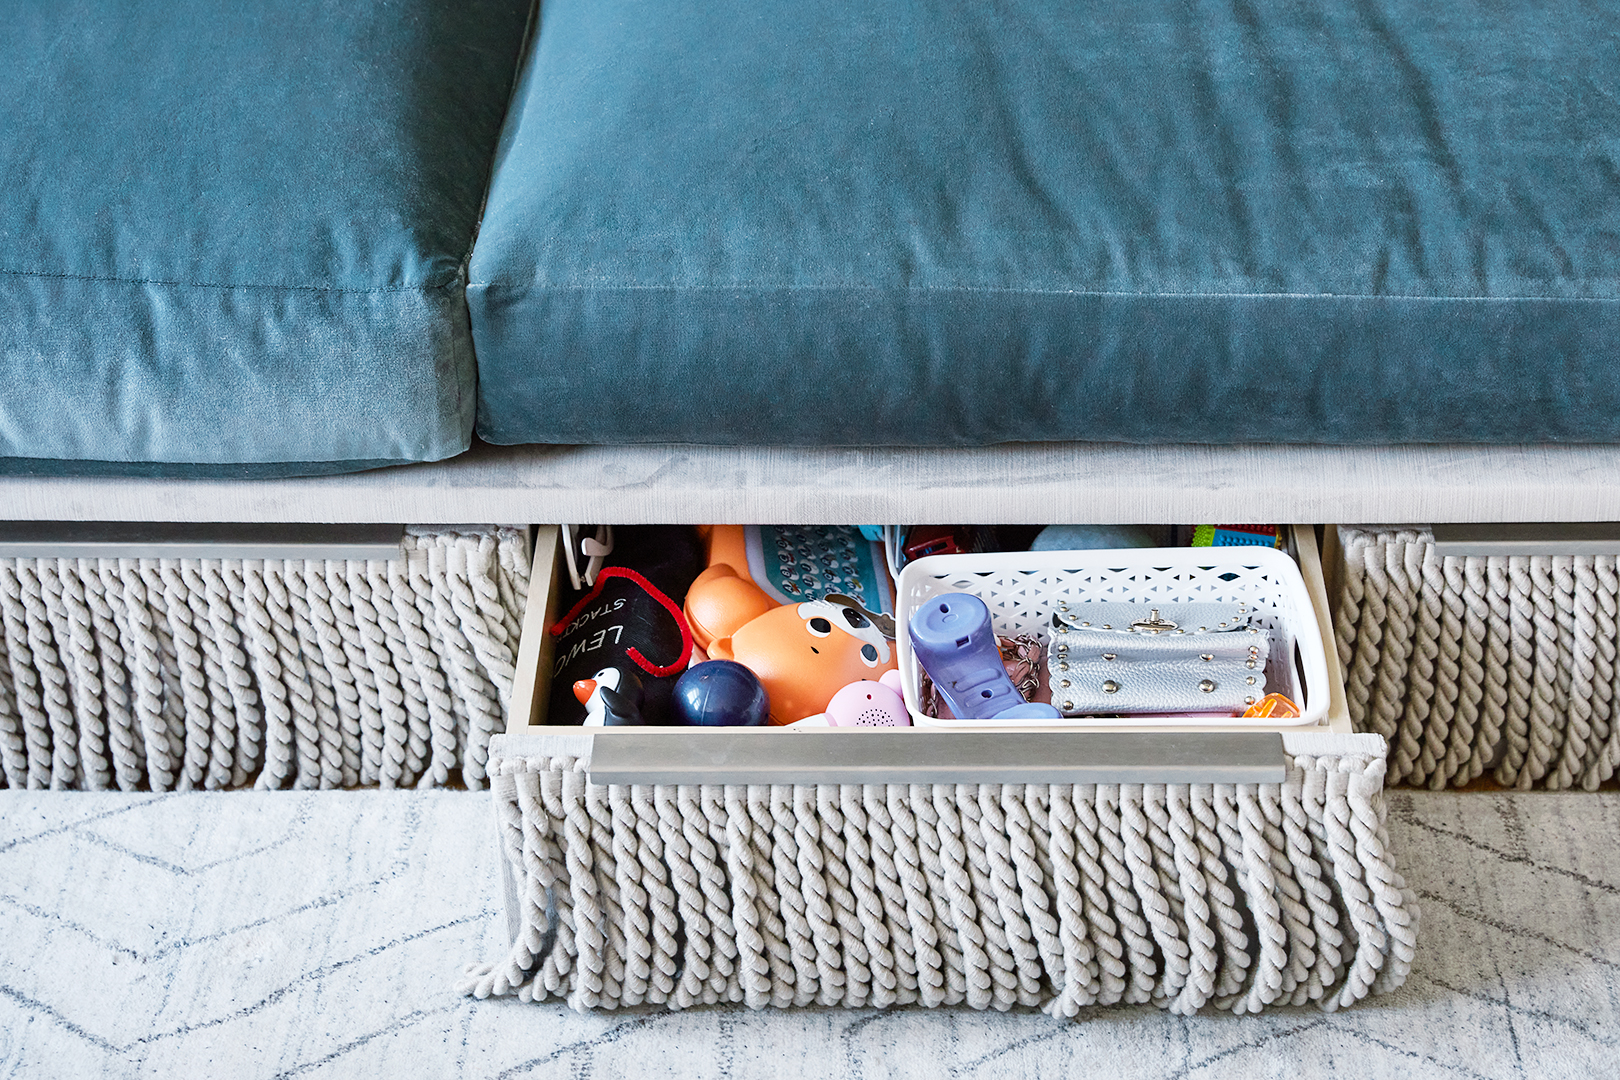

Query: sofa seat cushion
[0,0,532,470]
[469,0,1620,447]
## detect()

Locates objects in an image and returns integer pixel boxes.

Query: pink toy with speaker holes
[823,670,911,727]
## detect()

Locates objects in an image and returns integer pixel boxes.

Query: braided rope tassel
[698,786,745,1004]
[1551,557,1597,789]
[47,560,110,791]
[1588,557,1620,787]
[262,564,327,789]
[1443,556,1487,786]
[1519,557,1564,786]
[344,564,403,788]
[1540,557,1579,788]
[1321,762,1387,1009]
[1278,768,1344,1005]
[366,560,427,787]
[643,785,686,1005]
[1332,528,1368,723]
[1343,530,1387,735]
[394,557,461,790]
[795,784,847,1006]
[1256,785,1316,1005]
[723,786,772,1008]
[931,783,993,1008]
[746,785,797,1007]
[91,562,145,791]
[909,783,969,1005]
[1414,544,1457,787]
[201,564,258,787]
[860,784,918,1006]
[1094,785,1158,1006]
[1467,558,1509,783]
[1189,782,1249,1004]
[962,785,1039,1008]
[176,563,236,790]
[1355,760,1419,996]
[1121,784,1190,1009]
[423,543,498,787]
[237,565,293,790]
[115,560,175,791]
[459,760,549,999]
[766,784,819,1006]
[1377,533,1425,784]
[887,784,949,1007]
[448,535,519,712]
[1495,557,1534,785]
[0,579,27,790]
[584,778,627,1008]
[1357,534,1399,743]
[1002,786,1062,1007]
[1,560,54,790]
[284,561,349,788]
[0,614,16,789]
[1035,785,1099,1016]
[1391,538,1441,785]
[153,561,212,790]
[840,785,897,1007]
[139,562,188,781]
[300,563,364,789]
[1157,785,1217,1014]
[16,561,79,789]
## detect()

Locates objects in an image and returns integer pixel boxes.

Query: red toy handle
[549,566,694,677]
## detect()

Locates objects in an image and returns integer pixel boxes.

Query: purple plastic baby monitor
[908,592,1060,720]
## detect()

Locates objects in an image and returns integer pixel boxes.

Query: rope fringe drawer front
[0,526,529,791]
[1335,526,1620,790]
[463,732,1416,1014]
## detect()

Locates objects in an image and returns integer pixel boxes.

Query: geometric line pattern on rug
[1,790,1616,1079]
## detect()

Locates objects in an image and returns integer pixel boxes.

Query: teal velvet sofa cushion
[0,0,532,471]
[468,0,1620,447]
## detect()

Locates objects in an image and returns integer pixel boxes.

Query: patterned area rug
[1,789,1616,1079]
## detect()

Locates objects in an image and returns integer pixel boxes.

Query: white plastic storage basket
[895,546,1330,728]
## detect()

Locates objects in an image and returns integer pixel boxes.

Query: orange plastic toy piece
[1242,692,1302,719]
[684,563,777,651]
[683,525,778,651]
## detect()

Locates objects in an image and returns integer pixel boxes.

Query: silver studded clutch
[1046,602,1268,716]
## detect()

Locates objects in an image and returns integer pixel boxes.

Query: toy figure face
[710,600,895,724]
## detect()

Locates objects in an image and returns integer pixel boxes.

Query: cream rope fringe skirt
[1335,526,1620,790]
[0,526,529,791]
[463,732,1417,1014]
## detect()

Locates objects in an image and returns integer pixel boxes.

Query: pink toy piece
[824,670,911,727]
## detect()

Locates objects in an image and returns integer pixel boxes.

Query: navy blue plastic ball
[673,660,769,727]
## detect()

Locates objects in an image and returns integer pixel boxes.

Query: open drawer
[475,526,1418,1015]
[502,524,1352,787]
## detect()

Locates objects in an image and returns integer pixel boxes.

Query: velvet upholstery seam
[466,281,1620,303]
[0,266,463,293]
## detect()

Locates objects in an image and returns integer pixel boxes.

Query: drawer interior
[507,524,1351,738]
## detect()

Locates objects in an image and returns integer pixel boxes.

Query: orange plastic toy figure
[683,525,896,724]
